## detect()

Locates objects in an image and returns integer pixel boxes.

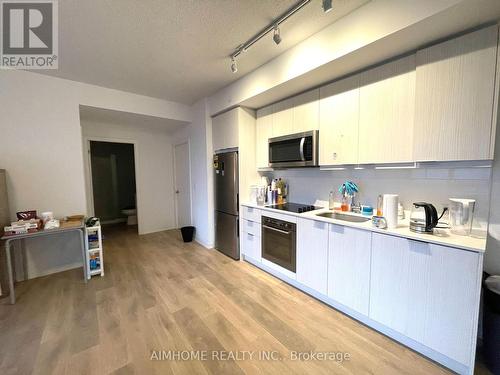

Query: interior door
[91,153,119,221]
[174,142,192,228]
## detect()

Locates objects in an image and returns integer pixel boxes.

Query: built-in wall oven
[268,130,319,168]
[261,216,296,273]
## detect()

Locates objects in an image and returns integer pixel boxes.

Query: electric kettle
[409,202,446,233]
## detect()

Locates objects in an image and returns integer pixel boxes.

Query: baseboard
[101,218,127,225]
[18,261,83,281]
[195,237,213,249]
[139,226,175,235]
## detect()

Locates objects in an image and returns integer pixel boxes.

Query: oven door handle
[262,225,291,235]
[299,137,305,161]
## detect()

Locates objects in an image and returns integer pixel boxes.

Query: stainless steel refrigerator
[214,151,239,260]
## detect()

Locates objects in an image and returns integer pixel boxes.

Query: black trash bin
[484,275,500,375]
[180,226,195,243]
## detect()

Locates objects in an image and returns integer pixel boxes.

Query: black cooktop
[268,202,322,213]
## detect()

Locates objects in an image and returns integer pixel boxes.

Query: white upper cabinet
[296,218,328,295]
[414,25,499,161]
[358,55,416,164]
[256,105,273,169]
[272,89,319,138]
[272,97,294,137]
[319,75,360,165]
[292,89,319,133]
[327,225,371,315]
[212,108,239,151]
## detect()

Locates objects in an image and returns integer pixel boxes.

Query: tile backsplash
[261,165,492,229]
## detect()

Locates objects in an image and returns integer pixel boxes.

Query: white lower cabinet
[241,231,261,262]
[327,225,371,315]
[240,207,261,262]
[296,218,328,295]
[369,233,480,366]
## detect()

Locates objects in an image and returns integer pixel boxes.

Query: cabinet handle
[262,225,291,235]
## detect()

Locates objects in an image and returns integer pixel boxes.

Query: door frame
[172,140,193,228]
[83,136,141,232]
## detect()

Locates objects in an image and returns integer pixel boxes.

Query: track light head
[273,25,281,45]
[322,0,332,13]
[230,57,238,73]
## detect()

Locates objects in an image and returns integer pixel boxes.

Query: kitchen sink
[316,212,371,223]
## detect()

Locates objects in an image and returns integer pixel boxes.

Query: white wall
[0,70,191,280]
[172,99,214,248]
[81,120,177,234]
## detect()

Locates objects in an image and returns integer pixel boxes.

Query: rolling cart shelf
[84,225,104,279]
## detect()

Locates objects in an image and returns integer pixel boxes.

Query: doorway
[173,141,192,228]
[88,140,138,231]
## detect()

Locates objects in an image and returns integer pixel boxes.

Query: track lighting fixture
[228,0,312,74]
[322,0,332,13]
[273,25,281,45]
[230,57,237,73]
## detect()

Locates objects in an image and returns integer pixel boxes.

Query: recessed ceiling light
[322,0,332,13]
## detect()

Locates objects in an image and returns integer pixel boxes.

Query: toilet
[121,207,137,225]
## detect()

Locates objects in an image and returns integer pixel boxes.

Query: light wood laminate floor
[0,225,477,374]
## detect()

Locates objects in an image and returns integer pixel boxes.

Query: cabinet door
[327,225,371,315]
[212,114,225,152]
[370,233,480,365]
[212,108,239,151]
[369,233,411,334]
[409,242,479,365]
[256,105,273,169]
[414,25,498,161]
[272,97,294,137]
[296,218,328,294]
[358,55,416,164]
[319,75,360,165]
[293,89,319,133]
[241,231,261,262]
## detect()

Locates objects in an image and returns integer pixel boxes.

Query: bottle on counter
[329,191,335,210]
[377,195,383,216]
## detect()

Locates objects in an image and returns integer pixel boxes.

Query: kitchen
[2,1,500,375]
[212,21,500,375]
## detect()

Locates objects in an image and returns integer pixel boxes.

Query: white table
[1,223,86,304]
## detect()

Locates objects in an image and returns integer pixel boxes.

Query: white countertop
[242,202,486,253]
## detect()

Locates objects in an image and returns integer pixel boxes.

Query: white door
[174,142,191,228]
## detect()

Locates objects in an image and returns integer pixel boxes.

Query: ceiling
[39,0,370,105]
[79,106,187,133]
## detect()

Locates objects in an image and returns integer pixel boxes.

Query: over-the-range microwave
[268,130,319,168]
